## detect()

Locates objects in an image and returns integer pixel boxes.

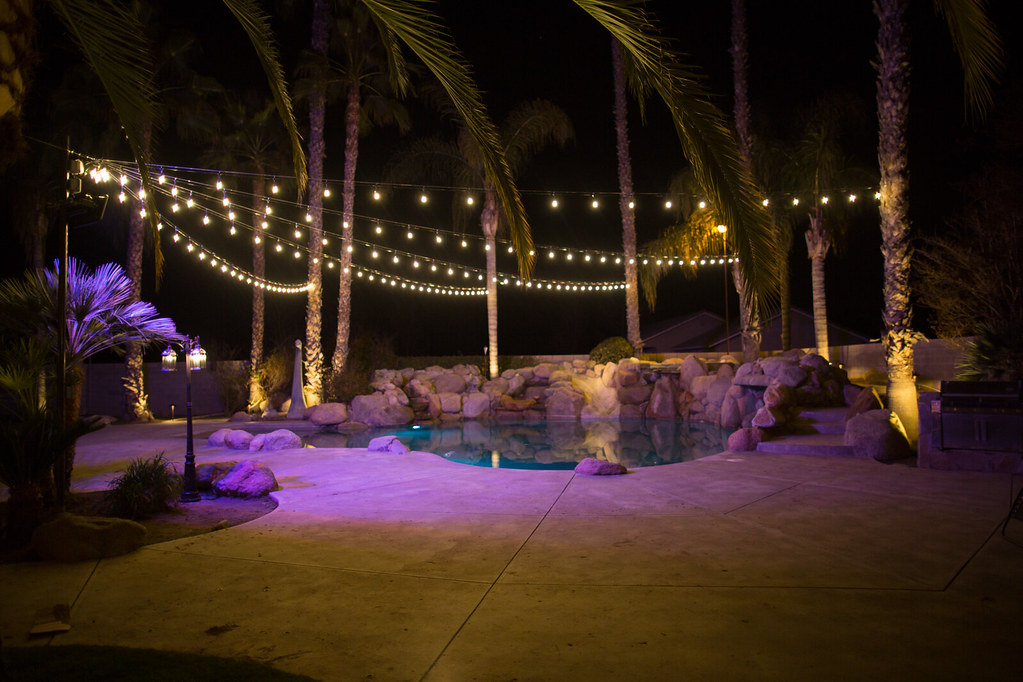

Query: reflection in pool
[303,420,731,470]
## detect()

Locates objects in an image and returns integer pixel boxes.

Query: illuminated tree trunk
[304,0,328,406]
[611,39,640,354]
[730,0,761,363]
[333,80,359,375]
[805,208,831,360]
[122,124,152,422]
[875,0,917,440]
[779,229,792,351]
[482,188,499,378]
[248,173,266,412]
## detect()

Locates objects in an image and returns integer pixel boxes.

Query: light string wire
[91,157,876,295]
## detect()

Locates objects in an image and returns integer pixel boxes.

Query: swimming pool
[302,420,732,470]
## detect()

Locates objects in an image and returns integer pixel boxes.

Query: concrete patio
[2,419,1021,680]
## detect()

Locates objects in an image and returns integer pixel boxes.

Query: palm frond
[222,0,308,194]
[360,0,533,277]
[932,0,1004,121]
[500,99,574,176]
[576,0,779,314]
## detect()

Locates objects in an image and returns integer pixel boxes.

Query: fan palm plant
[0,259,179,496]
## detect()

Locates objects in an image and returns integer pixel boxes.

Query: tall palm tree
[611,38,641,354]
[0,259,179,496]
[326,1,411,376]
[392,100,573,379]
[874,0,1002,439]
[729,0,761,363]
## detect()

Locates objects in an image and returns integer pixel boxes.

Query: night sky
[3,0,1020,360]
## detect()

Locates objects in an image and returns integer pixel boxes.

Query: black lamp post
[162,337,207,503]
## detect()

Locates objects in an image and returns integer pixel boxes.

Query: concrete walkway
[3,419,1022,680]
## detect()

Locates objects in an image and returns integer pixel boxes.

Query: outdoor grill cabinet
[938,381,1023,452]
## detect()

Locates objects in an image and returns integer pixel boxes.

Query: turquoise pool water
[302,420,731,470]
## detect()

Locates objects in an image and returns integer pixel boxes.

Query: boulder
[384,388,410,406]
[197,462,236,490]
[734,362,762,380]
[600,362,618,388]
[645,377,678,420]
[213,459,279,497]
[799,353,830,372]
[532,362,557,381]
[764,383,795,409]
[615,361,643,387]
[845,386,883,420]
[229,411,254,422]
[225,430,254,450]
[618,383,653,405]
[716,363,735,380]
[439,391,463,414]
[367,435,410,454]
[497,394,537,411]
[249,433,266,451]
[405,378,436,401]
[350,393,415,426]
[308,402,348,426]
[727,427,764,452]
[719,394,743,429]
[462,392,491,419]
[751,406,786,429]
[574,457,628,476]
[434,373,468,394]
[706,376,733,406]
[775,365,809,388]
[844,409,914,462]
[546,387,585,420]
[759,356,791,378]
[689,374,717,401]
[482,377,510,396]
[507,374,526,397]
[260,429,303,451]
[680,355,707,388]
[31,514,147,562]
[208,428,233,447]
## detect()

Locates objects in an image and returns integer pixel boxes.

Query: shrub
[105,454,181,519]
[589,336,636,365]
[326,333,398,403]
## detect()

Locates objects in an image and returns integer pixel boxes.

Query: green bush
[589,336,636,365]
[105,454,181,519]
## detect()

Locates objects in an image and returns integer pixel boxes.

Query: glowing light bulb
[276,244,283,252]
[261,220,268,230]
[138,188,146,199]
[628,201,634,209]
[600,256,606,263]
[305,213,312,222]
[461,239,468,248]
[591,197,599,209]
[548,251,555,259]
[158,174,166,184]
[372,189,380,200]
[172,233,180,243]
[294,229,302,238]
[216,177,223,190]
[413,260,420,268]
[222,196,230,207]
[202,213,210,225]
[371,250,378,259]
[171,185,178,197]
[665,200,673,209]
[420,192,428,204]
[485,243,491,251]
[507,245,514,254]
[271,180,279,194]
[792,198,800,206]
[466,195,474,205]
[849,194,857,202]
[435,233,443,244]
[376,225,383,234]
[698,201,706,209]
[551,197,559,208]
[186,194,194,208]
[821,196,829,204]
[228,210,235,220]
[119,191,126,203]
[566,253,573,261]
[322,238,328,245]
[323,187,331,197]
[229,225,236,235]
[294,251,301,259]
[407,230,414,240]
[393,255,400,264]
[254,236,261,244]
[762,198,770,207]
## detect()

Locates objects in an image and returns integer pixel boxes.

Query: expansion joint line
[419,474,575,681]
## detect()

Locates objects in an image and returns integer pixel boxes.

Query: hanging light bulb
[186,192,194,208]
[294,227,302,239]
[261,220,268,229]
[271,178,279,194]
[551,195,559,208]
[821,196,830,204]
[375,224,383,235]
[203,212,210,225]
[305,211,312,222]
[157,173,166,184]
[222,195,230,207]
[466,195,474,205]
[228,210,235,220]
[665,200,673,209]
[590,196,599,209]
[420,189,429,204]
[229,225,237,235]
[322,237,328,246]
[372,187,381,200]
[323,186,331,197]
[698,201,706,209]
[171,184,178,197]
[762,198,770,207]
[216,175,223,190]
[792,197,800,206]
[435,232,443,243]
[407,229,414,240]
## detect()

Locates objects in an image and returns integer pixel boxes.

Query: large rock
[719,394,743,429]
[775,365,809,388]
[727,427,764,452]
[462,392,491,419]
[615,360,643,387]
[350,393,414,426]
[497,394,537,411]
[799,353,830,372]
[506,374,526,397]
[645,377,678,420]
[213,459,279,497]
[532,363,558,382]
[259,429,303,451]
[405,378,436,401]
[752,406,786,429]
[845,386,883,419]
[197,462,236,490]
[844,409,914,462]
[705,376,733,406]
[574,457,627,475]
[438,391,463,414]
[618,383,653,405]
[600,362,618,388]
[680,355,707,388]
[308,402,348,426]
[32,514,147,562]
[368,435,410,453]
[208,428,233,447]
[689,374,717,401]
[764,383,795,409]
[546,387,585,420]
[434,373,467,394]
[482,377,510,396]
[225,430,254,450]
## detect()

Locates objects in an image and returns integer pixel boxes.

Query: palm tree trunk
[611,39,640,354]
[780,246,791,351]
[730,0,761,364]
[875,0,917,441]
[249,174,267,412]
[55,365,83,497]
[482,189,499,378]
[122,124,152,422]
[333,80,360,375]
[4,482,45,548]
[806,209,831,360]
[304,0,328,406]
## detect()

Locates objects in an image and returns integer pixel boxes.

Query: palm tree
[392,100,573,379]
[611,39,641,354]
[0,259,179,497]
[874,0,1002,440]
[326,1,412,377]
[729,0,762,363]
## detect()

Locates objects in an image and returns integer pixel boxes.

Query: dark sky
[4,0,1019,360]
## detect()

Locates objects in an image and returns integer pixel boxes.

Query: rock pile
[302,351,851,436]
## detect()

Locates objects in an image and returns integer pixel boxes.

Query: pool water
[303,420,732,470]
